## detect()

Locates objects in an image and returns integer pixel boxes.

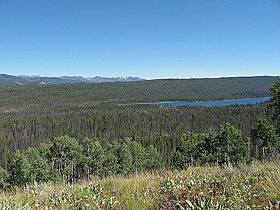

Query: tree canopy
[269,77,280,130]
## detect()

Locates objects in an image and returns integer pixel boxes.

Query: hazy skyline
[0,0,279,79]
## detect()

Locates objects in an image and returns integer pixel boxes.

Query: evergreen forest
[0,76,280,208]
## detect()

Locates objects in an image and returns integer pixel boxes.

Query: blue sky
[0,0,279,79]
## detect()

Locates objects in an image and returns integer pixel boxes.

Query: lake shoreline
[136,96,270,104]
[118,96,270,106]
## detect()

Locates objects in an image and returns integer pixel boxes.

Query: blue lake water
[151,97,270,107]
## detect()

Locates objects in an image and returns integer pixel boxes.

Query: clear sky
[0,0,279,79]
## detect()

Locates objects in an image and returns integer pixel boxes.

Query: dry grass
[0,162,279,209]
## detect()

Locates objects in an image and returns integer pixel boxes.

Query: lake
[151,97,270,107]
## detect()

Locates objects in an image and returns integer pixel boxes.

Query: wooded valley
[0,76,279,208]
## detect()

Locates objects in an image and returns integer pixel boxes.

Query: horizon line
[1,73,279,80]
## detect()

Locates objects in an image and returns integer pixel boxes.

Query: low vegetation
[0,161,279,209]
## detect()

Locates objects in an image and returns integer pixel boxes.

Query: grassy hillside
[0,161,279,209]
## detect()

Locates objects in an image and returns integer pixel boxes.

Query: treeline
[0,119,279,188]
[175,120,280,167]
[0,76,276,111]
[0,103,270,167]
[0,136,161,188]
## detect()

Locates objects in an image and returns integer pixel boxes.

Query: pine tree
[216,123,247,165]
[126,138,146,172]
[250,119,279,160]
[173,132,202,167]
[145,145,161,170]
[268,77,280,130]
[103,141,120,176]
[118,139,133,174]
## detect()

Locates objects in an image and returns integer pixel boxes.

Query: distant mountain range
[0,74,144,85]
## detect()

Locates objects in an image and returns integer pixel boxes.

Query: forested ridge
[0,76,279,189]
[0,76,277,112]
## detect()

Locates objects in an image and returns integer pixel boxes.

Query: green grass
[0,162,279,209]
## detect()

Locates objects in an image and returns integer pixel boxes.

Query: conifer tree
[103,141,120,175]
[173,132,202,167]
[268,77,280,130]
[201,132,217,164]
[126,138,146,172]
[250,119,279,160]
[216,123,247,164]
[145,145,161,170]
[118,139,133,174]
